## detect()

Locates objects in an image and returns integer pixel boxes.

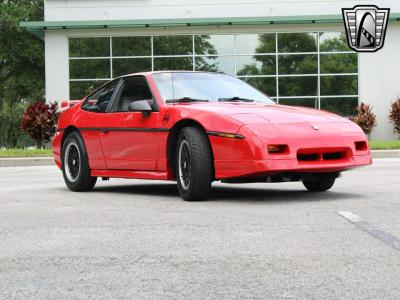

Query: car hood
[174,102,350,124]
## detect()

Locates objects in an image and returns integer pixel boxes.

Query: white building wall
[359,23,400,140]
[45,31,69,103]
[44,0,400,22]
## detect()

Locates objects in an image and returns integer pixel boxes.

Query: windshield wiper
[218,96,254,102]
[165,97,209,103]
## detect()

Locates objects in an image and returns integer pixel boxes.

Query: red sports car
[52,71,371,201]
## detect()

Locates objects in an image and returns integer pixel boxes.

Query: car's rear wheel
[302,176,336,192]
[176,127,212,201]
[62,131,97,191]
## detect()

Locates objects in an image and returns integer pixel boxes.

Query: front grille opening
[297,148,349,163]
[323,152,344,160]
[297,153,320,161]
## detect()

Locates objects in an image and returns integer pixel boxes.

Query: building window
[68,31,357,116]
[112,36,151,56]
[236,32,357,116]
[69,37,110,57]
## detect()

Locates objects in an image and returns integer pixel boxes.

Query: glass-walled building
[21,0,400,139]
[69,32,357,116]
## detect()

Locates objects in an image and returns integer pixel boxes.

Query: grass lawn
[369,140,400,150]
[0,148,52,158]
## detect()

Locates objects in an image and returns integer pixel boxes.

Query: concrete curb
[0,150,399,167]
[0,157,54,167]
[371,150,400,158]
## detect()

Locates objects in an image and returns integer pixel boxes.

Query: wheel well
[166,119,215,178]
[61,126,79,151]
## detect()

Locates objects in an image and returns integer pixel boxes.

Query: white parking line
[337,211,362,222]
[338,211,400,253]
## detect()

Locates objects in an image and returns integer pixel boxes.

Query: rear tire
[62,131,97,192]
[302,177,335,192]
[176,127,213,201]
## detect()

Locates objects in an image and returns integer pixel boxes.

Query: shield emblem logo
[342,5,390,52]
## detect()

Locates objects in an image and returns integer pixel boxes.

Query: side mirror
[128,100,152,116]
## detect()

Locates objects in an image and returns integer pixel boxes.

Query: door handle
[101,129,109,134]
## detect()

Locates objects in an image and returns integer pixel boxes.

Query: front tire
[176,127,213,201]
[62,131,97,192]
[302,177,336,192]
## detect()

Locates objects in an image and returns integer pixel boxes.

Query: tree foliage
[0,0,44,147]
[0,101,25,147]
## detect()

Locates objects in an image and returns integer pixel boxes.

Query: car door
[98,76,160,170]
[78,79,120,170]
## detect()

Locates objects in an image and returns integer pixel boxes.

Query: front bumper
[211,122,372,179]
[214,154,371,179]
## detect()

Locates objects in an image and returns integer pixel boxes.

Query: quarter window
[81,80,119,112]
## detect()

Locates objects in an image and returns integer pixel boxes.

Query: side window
[81,80,119,112]
[112,77,154,112]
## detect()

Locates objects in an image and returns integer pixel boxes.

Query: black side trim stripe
[206,131,245,139]
[57,127,169,132]
[58,128,243,138]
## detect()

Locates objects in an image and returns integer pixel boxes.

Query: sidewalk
[0,157,54,167]
[371,150,400,158]
[1,150,399,167]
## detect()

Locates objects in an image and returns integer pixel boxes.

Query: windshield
[152,72,275,104]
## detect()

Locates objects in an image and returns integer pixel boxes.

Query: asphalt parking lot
[1,159,400,299]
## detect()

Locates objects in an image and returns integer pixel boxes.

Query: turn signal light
[268,144,289,154]
[207,131,245,139]
[218,132,237,138]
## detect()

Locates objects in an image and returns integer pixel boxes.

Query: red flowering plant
[349,102,377,139]
[389,98,400,138]
[20,101,60,148]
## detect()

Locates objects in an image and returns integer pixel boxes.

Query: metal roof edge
[20,13,400,39]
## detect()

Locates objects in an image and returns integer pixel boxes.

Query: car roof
[120,70,223,78]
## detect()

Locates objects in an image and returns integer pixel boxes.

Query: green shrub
[0,102,26,148]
